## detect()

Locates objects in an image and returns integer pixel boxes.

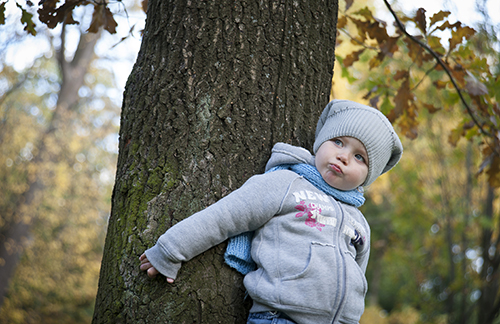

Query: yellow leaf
[448,126,464,146]
[352,7,374,22]
[427,35,445,55]
[449,25,476,51]
[433,80,448,89]
[429,10,451,28]
[337,15,347,30]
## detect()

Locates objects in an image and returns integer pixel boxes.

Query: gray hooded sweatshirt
[145,143,370,324]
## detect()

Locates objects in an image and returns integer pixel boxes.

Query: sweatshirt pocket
[279,242,340,312]
[340,251,368,322]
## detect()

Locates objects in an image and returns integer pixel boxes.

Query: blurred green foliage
[0,38,119,323]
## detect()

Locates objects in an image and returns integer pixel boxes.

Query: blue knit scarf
[224,163,365,274]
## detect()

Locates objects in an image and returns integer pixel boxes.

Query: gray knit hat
[313,100,403,187]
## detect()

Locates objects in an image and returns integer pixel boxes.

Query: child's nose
[337,152,348,164]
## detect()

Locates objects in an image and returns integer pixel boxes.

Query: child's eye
[355,154,365,163]
[333,139,343,147]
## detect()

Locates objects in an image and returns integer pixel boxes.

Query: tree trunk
[0,28,99,308]
[478,185,498,324]
[458,143,473,324]
[92,0,338,322]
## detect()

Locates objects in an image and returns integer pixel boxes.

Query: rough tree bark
[0,27,100,308]
[92,0,338,322]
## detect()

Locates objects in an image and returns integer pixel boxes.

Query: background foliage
[0,0,144,322]
[334,1,500,323]
[0,39,119,324]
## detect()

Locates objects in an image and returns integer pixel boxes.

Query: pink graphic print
[295,201,325,231]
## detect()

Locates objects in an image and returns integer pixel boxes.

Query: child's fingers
[140,260,155,272]
[139,252,169,281]
[147,267,160,278]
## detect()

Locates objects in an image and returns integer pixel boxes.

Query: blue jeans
[247,311,297,324]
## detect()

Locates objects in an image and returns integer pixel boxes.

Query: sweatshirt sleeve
[144,170,297,279]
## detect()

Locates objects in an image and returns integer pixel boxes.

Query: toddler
[140,99,403,324]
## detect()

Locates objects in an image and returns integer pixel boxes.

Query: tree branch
[339,27,379,52]
[0,73,28,145]
[382,0,491,138]
[411,62,439,92]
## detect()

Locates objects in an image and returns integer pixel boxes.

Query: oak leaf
[427,35,445,55]
[433,80,447,89]
[337,15,347,29]
[436,20,461,32]
[38,0,80,29]
[451,69,466,87]
[429,10,451,29]
[394,70,408,81]
[422,103,441,114]
[17,3,36,36]
[404,36,430,66]
[349,17,369,43]
[448,125,465,146]
[0,2,5,25]
[369,52,385,69]
[415,8,427,34]
[352,7,374,22]
[390,71,418,139]
[343,49,365,68]
[87,3,117,34]
[366,21,390,43]
[390,72,412,124]
[397,112,419,139]
[379,36,399,57]
[449,25,476,51]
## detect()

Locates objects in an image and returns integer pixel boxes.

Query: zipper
[331,199,347,324]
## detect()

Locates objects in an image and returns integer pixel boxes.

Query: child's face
[315,136,369,191]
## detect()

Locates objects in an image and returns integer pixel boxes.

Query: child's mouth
[330,163,342,174]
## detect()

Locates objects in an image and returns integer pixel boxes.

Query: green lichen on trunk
[93,0,339,322]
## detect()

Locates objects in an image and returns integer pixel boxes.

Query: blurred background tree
[0,1,144,322]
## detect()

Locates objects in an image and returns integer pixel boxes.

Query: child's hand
[139,253,174,283]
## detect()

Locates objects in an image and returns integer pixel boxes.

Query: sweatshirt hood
[265,143,315,172]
